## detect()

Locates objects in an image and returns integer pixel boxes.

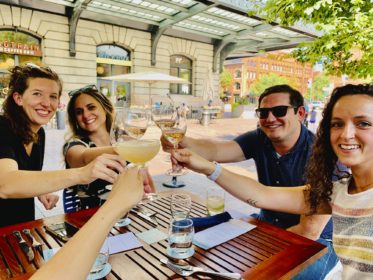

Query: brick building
[224,52,313,103]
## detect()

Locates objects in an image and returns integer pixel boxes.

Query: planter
[232,105,255,119]
[56,111,66,130]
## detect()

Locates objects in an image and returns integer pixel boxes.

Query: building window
[96,45,132,102]
[235,70,241,78]
[234,82,241,90]
[170,55,192,95]
[0,30,42,99]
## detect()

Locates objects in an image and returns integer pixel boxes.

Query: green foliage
[249,73,290,96]
[231,102,239,111]
[220,69,233,95]
[255,0,373,80]
[305,74,330,100]
[237,96,249,105]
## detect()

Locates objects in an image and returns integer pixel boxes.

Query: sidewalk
[36,117,260,219]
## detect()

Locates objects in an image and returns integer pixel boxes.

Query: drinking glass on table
[206,187,225,216]
[171,193,192,220]
[167,218,195,259]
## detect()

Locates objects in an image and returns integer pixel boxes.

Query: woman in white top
[172,83,373,279]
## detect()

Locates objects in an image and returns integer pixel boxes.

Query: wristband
[207,161,222,182]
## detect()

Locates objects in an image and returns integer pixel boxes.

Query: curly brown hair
[66,85,114,139]
[3,64,63,144]
[306,83,373,213]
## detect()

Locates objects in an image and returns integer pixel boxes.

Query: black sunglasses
[255,105,297,119]
[68,84,97,97]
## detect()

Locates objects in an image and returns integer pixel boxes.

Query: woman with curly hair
[0,64,126,227]
[63,85,155,212]
[172,83,373,279]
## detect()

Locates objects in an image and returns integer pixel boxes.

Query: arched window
[170,55,192,95]
[0,30,42,98]
[96,45,132,103]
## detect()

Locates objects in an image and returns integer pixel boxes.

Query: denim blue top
[235,124,332,239]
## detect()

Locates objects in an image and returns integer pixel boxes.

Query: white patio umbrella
[105,72,189,106]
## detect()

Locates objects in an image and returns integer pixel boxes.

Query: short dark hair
[67,86,114,139]
[258,84,304,108]
[3,64,63,144]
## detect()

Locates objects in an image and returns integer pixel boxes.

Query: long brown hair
[3,64,62,144]
[66,86,114,139]
[306,83,373,213]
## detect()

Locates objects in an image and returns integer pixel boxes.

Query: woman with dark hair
[63,85,155,212]
[0,64,126,227]
[172,83,373,279]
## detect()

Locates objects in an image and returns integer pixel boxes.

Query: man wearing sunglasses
[162,84,338,279]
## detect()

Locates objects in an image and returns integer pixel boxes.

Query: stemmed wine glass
[152,105,187,188]
[122,107,149,139]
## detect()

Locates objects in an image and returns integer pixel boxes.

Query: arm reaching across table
[30,167,144,280]
[171,148,331,216]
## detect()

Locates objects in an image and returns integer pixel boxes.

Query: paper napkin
[193,219,256,250]
[136,228,168,244]
[100,232,142,254]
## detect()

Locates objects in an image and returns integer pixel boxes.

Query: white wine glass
[152,105,176,131]
[154,106,188,188]
[161,108,187,176]
[110,108,130,144]
[122,107,149,139]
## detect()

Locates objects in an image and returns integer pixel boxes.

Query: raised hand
[171,148,214,175]
[106,167,144,210]
[160,135,187,153]
[38,193,59,210]
[80,154,126,184]
[140,168,156,193]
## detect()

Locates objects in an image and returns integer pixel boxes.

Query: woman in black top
[0,64,126,227]
[63,85,155,212]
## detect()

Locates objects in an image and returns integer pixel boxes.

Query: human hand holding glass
[157,107,187,176]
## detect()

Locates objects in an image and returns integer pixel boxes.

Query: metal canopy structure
[4,0,319,71]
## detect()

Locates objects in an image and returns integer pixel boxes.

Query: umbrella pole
[148,82,152,108]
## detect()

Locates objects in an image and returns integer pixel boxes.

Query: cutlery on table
[160,258,242,279]
[130,208,158,226]
[13,231,34,262]
[22,229,43,252]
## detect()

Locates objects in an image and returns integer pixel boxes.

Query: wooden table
[0,191,326,279]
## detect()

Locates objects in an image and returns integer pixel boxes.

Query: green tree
[305,74,330,101]
[219,69,233,97]
[254,0,373,79]
[249,73,289,96]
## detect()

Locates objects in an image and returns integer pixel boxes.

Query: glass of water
[170,194,192,220]
[167,218,194,259]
